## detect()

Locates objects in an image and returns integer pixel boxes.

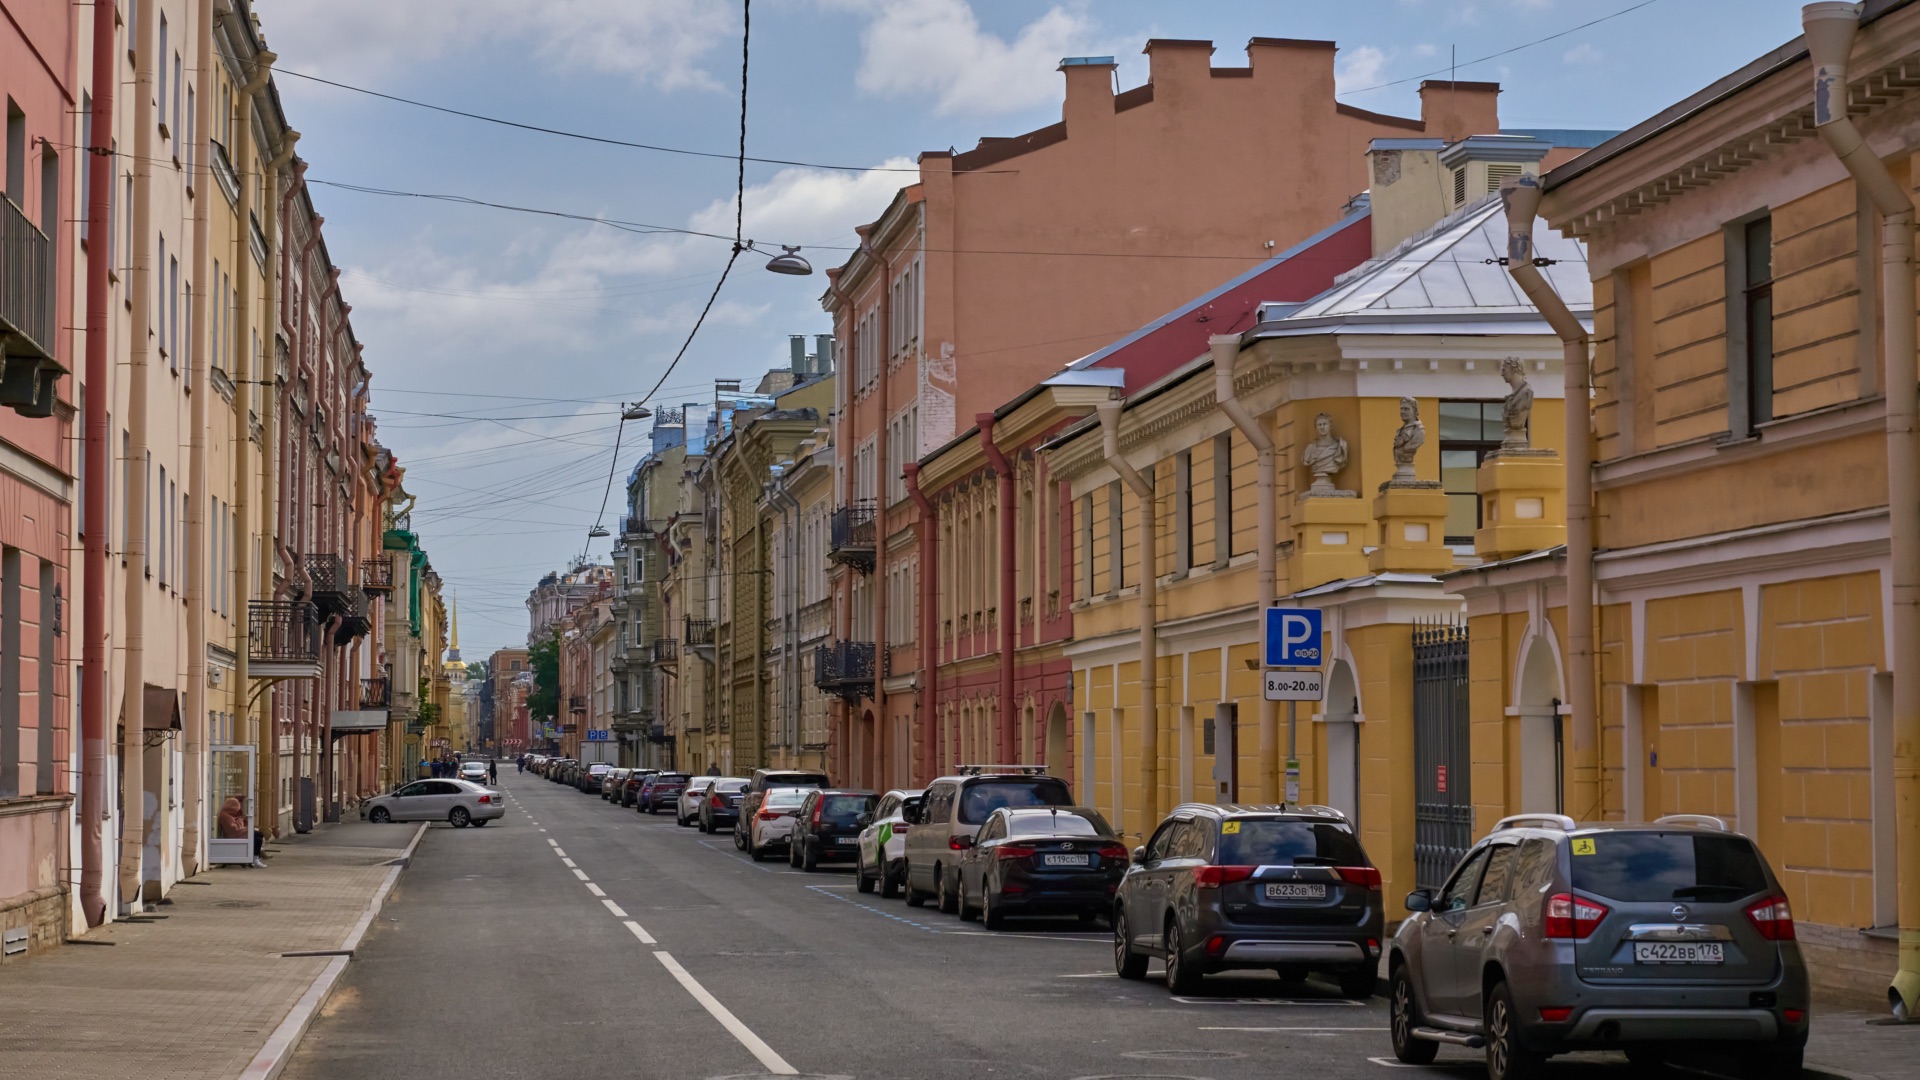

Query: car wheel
[1163,918,1202,995]
[1338,967,1377,999]
[749,842,767,862]
[1389,965,1438,1065]
[471,819,489,828]
[856,853,877,894]
[936,865,959,914]
[904,863,927,907]
[1113,908,1149,980]
[881,861,902,900]
[449,807,471,828]
[981,886,1006,930]
[1484,981,1544,1080]
[368,806,391,824]
[699,815,711,834]
[801,840,818,872]
[958,876,980,922]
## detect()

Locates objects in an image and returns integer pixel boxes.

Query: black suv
[1113,803,1384,998]
[789,789,880,871]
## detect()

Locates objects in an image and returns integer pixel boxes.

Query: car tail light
[1334,866,1382,889]
[756,809,781,821]
[1538,1006,1573,1022]
[1746,896,1796,941]
[1205,934,1227,957]
[1784,1008,1805,1024]
[894,824,909,834]
[710,793,724,808]
[1096,843,1129,859]
[812,801,826,826]
[1543,892,1609,939]
[949,836,969,850]
[1193,865,1256,889]
[477,794,492,804]
[994,845,1036,860]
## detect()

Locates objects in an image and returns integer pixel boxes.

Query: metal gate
[1413,618,1472,890]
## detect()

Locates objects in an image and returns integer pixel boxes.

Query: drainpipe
[768,477,800,755]
[903,462,937,785]
[182,0,217,876]
[1500,178,1598,841]
[250,128,294,842]
[872,246,896,790]
[1802,1,1920,1019]
[978,414,1019,763]
[77,0,118,926]
[286,220,321,833]
[1097,398,1158,831]
[120,0,158,910]
[1210,335,1282,801]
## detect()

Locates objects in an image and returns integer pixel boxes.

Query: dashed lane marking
[623,920,656,945]
[653,951,798,1076]
[586,883,606,897]
[804,884,941,934]
[602,899,628,918]
[1203,1026,1389,1032]
[562,858,576,868]
[546,839,558,847]
[572,868,589,881]
[946,931,1107,942]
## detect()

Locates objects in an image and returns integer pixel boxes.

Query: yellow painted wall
[1597,431,1884,549]
[1649,233,1730,446]
[1351,622,1417,916]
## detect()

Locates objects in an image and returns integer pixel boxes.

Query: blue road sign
[585,729,611,741]
[1263,607,1323,668]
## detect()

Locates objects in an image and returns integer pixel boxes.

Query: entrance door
[208,745,256,865]
[1413,620,1473,891]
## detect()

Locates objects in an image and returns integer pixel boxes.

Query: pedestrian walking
[489,759,498,783]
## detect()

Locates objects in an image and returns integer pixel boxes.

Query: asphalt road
[283,770,1670,1080]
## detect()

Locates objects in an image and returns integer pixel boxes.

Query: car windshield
[1570,831,1771,902]
[1007,810,1113,838]
[957,780,1072,825]
[1216,820,1369,866]
[765,789,809,808]
[820,794,876,823]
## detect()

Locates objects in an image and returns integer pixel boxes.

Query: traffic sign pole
[1287,701,1300,804]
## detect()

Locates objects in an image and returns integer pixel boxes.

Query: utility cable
[1337,0,1661,96]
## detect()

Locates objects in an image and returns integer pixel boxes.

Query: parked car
[1112,803,1383,999]
[856,788,925,897]
[578,762,612,794]
[362,779,504,828]
[698,778,750,834]
[1388,813,1809,1080]
[637,772,686,814]
[904,766,1073,912]
[734,767,831,850]
[601,768,631,800]
[745,787,814,860]
[676,776,718,826]
[620,769,659,807]
[459,761,489,784]
[789,789,879,871]
[954,806,1125,928]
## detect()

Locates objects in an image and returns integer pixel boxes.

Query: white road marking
[623,920,656,945]
[947,931,1107,942]
[1173,996,1369,1007]
[586,883,606,897]
[1203,1026,1390,1032]
[1059,972,1119,978]
[546,839,558,847]
[602,899,628,918]
[562,858,576,867]
[572,868,589,881]
[554,848,568,857]
[653,950,797,1075]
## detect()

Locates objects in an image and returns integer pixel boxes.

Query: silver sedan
[362,778,505,827]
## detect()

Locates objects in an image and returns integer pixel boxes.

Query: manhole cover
[1121,1050,1246,1061]
[214,900,265,909]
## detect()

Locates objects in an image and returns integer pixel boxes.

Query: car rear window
[1216,820,1370,867]
[820,794,877,823]
[762,772,828,789]
[958,780,1073,825]
[716,780,749,793]
[1569,831,1771,903]
[1008,811,1114,838]
[765,789,809,808]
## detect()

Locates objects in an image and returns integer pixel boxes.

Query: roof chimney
[1418,79,1501,143]
[789,334,807,372]
[1364,138,1447,255]
[1142,39,1215,98]
[1058,55,1117,129]
[815,334,835,373]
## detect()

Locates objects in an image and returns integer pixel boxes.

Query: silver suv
[1388,813,1809,1080]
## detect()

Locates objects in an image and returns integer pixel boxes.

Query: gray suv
[1388,813,1809,1080]
[1113,803,1384,998]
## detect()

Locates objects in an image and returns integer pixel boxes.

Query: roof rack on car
[952,764,1049,776]
[1653,813,1729,831]
[1492,813,1577,833]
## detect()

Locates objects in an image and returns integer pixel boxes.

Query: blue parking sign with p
[1263,607,1323,667]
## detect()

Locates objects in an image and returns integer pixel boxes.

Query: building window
[1079,494,1093,600]
[1212,432,1233,565]
[1174,450,1193,573]
[1741,215,1774,429]
[1439,401,1503,545]
[1106,480,1124,593]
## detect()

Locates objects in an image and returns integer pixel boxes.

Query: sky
[252,0,1816,658]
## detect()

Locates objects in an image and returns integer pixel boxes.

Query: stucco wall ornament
[1387,396,1427,486]
[1500,356,1534,451]
[1302,412,1354,497]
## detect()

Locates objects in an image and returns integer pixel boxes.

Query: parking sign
[1262,607,1323,668]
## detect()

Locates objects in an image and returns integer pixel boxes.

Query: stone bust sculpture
[1302,412,1349,495]
[1500,356,1534,451]
[1391,396,1425,482]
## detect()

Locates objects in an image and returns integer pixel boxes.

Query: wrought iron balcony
[828,502,877,573]
[0,193,62,418]
[568,695,588,713]
[360,677,392,709]
[647,722,669,745]
[652,638,679,663]
[684,618,715,647]
[305,554,356,618]
[813,641,885,702]
[248,601,323,679]
[360,556,394,594]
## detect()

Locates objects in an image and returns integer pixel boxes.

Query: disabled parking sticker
[1221,821,1241,834]
[1572,838,1596,856]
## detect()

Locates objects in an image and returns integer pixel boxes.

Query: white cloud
[258,0,735,91]
[1562,42,1603,65]
[836,0,1109,116]
[1412,43,1439,58]
[1335,46,1388,96]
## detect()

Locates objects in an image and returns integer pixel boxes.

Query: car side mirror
[1405,889,1433,913]
[1131,846,1147,865]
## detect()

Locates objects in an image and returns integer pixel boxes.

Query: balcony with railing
[568,695,588,714]
[305,554,355,617]
[0,192,62,418]
[827,502,877,573]
[360,556,394,594]
[684,618,715,647]
[652,638,679,664]
[248,601,323,679]
[360,677,392,709]
[813,641,885,702]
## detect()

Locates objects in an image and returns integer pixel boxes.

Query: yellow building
[1471,3,1920,1008]
[1041,137,1584,915]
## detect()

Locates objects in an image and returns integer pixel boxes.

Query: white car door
[386,781,429,821]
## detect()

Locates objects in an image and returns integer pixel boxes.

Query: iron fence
[1413,617,1473,891]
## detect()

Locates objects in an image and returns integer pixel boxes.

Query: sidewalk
[0,818,424,1080]
[1803,1007,1919,1080]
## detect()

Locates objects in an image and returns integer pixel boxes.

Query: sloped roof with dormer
[1248,192,1592,340]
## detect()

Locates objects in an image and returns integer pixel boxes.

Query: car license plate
[1042,853,1091,867]
[836,837,858,845]
[1634,942,1725,964]
[1264,883,1328,900]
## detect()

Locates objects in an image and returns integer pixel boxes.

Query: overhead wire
[1336,0,1662,96]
